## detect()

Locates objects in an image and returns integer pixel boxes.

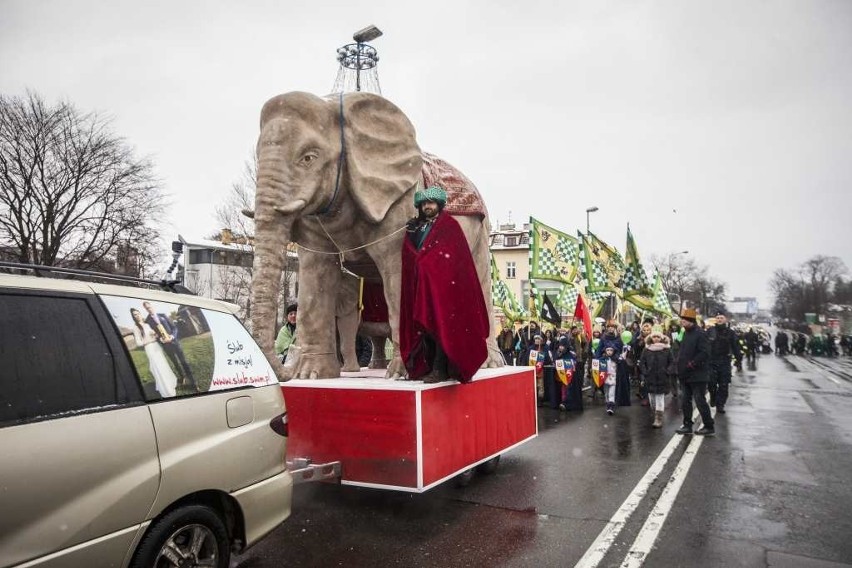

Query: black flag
[540,292,562,326]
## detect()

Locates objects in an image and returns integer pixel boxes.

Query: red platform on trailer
[281,366,537,492]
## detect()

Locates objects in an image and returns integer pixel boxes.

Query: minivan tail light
[269,412,288,437]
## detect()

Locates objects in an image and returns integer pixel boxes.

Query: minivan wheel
[131,505,230,568]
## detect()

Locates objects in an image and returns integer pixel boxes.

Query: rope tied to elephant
[293,222,408,258]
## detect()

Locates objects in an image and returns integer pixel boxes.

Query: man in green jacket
[274,304,297,363]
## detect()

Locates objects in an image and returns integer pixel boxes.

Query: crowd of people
[497,309,766,436]
[773,328,851,357]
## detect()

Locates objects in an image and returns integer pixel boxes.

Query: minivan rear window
[100,296,278,400]
[0,294,120,425]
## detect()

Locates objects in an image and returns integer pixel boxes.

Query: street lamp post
[585,206,599,234]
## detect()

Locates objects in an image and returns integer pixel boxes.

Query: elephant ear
[342,93,422,224]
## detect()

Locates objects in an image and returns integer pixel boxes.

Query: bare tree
[0,91,165,275]
[650,252,698,302]
[649,252,727,314]
[215,157,256,239]
[770,256,848,321]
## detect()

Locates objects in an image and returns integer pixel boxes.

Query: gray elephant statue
[250,91,503,379]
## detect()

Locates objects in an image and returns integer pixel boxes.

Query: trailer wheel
[455,468,475,487]
[476,455,501,475]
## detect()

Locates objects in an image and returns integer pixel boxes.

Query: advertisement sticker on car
[101,295,277,399]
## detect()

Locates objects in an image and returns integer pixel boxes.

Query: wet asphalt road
[234,344,852,567]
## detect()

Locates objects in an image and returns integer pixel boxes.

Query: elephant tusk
[241,208,255,219]
[274,199,306,215]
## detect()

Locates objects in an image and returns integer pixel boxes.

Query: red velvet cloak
[399,213,489,382]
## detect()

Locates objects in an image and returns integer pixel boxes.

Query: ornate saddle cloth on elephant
[421,153,487,219]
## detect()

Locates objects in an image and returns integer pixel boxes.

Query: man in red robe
[399,186,489,383]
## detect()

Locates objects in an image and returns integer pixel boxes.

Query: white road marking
[573,410,698,568]
[619,408,716,567]
[797,358,842,385]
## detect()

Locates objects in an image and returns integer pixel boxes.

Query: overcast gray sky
[2,0,851,307]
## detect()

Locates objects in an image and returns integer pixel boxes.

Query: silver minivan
[0,269,292,568]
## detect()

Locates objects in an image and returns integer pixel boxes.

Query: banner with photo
[101,295,278,400]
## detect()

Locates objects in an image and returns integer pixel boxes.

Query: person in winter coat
[595,320,623,358]
[706,312,739,414]
[274,303,298,363]
[774,330,790,356]
[525,335,554,406]
[518,321,540,354]
[667,319,684,397]
[556,339,583,411]
[676,308,715,436]
[497,323,516,365]
[599,346,619,415]
[640,328,673,428]
[632,321,653,405]
[744,327,759,364]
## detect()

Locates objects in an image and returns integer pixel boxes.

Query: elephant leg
[288,250,344,379]
[457,216,506,370]
[336,276,362,372]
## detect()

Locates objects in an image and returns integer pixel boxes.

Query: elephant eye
[298,152,319,168]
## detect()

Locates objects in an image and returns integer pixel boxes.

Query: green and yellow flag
[622,225,652,299]
[651,271,674,317]
[490,255,527,321]
[579,231,625,297]
[529,218,581,284]
[556,282,580,312]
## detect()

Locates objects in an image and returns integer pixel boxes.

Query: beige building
[489,222,531,317]
[179,231,298,322]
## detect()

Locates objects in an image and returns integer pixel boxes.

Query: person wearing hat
[676,308,715,436]
[274,303,298,363]
[706,310,739,414]
[398,186,489,383]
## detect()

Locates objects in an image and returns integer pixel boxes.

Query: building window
[505,236,518,247]
[189,249,212,264]
[506,261,516,279]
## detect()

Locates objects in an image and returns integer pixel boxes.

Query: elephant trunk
[250,176,296,377]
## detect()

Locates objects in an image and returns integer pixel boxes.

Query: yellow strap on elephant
[358,276,364,314]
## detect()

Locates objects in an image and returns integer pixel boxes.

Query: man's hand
[687,360,696,370]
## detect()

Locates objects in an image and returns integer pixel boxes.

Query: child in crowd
[527,334,553,406]
[556,339,582,411]
[600,346,618,415]
[639,327,673,428]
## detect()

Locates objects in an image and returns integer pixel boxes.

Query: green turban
[414,186,447,207]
